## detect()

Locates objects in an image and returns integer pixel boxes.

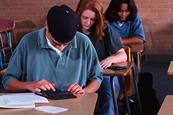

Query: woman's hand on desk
[67,83,85,97]
[25,79,56,93]
[100,57,113,69]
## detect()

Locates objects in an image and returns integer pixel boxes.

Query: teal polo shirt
[2,28,103,90]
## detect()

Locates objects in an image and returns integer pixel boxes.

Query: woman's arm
[121,36,144,44]
[100,48,127,69]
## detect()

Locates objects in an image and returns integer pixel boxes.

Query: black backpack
[138,72,160,115]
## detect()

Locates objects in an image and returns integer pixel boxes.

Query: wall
[0,0,81,28]
[0,0,173,55]
[136,0,173,55]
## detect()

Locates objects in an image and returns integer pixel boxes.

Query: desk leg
[132,64,142,115]
[119,76,131,115]
[132,52,141,72]
[137,52,141,72]
[110,76,119,115]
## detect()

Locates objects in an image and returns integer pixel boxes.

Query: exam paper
[0,93,49,108]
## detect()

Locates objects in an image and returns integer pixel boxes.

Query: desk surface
[0,93,97,115]
[168,61,173,75]
[158,95,173,115]
[103,62,132,77]
[127,43,144,53]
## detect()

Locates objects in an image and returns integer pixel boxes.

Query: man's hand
[25,79,56,93]
[67,83,85,97]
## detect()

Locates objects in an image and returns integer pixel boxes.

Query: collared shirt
[110,15,146,41]
[2,28,102,90]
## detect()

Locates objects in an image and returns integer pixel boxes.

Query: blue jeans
[95,76,120,115]
[0,53,3,69]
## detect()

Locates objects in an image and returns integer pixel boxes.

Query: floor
[141,55,173,105]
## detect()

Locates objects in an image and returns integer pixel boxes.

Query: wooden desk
[158,95,173,115]
[0,93,97,115]
[168,61,173,75]
[103,62,142,115]
[103,62,132,77]
[127,43,144,53]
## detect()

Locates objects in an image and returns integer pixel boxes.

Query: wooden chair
[13,20,36,48]
[127,43,145,72]
[0,20,36,76]
[118,46,142,115]
[0,20,15,70]
[118,46,133,100]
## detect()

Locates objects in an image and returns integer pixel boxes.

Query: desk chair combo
[118,46,142,115]
[126,43,145,72]
[103,46,142,115]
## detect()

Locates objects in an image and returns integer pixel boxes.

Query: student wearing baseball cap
[2,5,102,97]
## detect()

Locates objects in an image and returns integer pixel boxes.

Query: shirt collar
[111,20,131,26]
[46,36,62,56]
[37,28,77,49]
[117,21,124,27]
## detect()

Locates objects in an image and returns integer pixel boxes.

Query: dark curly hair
[105,0,138,23]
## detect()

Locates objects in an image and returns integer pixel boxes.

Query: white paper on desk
[0,93,49,108]
[35,106,68,114]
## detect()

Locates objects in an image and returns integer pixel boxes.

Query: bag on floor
[138,72,160,115]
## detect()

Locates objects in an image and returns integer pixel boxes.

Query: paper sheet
[35,106,68,114]
[0,93,49,108]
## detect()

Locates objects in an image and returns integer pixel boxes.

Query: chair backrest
[13,20,36,48]
[123,45,132,63]
[0,20,15,70]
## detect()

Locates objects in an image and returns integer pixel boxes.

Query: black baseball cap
[47,5,77,43]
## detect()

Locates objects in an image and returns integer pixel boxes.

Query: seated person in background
[104,0,145,45]
[2,5,103,97]
[76,0,127,114]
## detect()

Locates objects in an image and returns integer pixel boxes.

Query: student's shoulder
[19,28,42,44]
[136,14,141,19]
[105,22,119,36]
[105,21,116,32]
[75,31,88,39]
[134,15,142,22]
[75,31,92,43]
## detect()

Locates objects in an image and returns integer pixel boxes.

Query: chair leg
[119,76,131,115]
[132,64,142,115]
[110,76,120,115]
